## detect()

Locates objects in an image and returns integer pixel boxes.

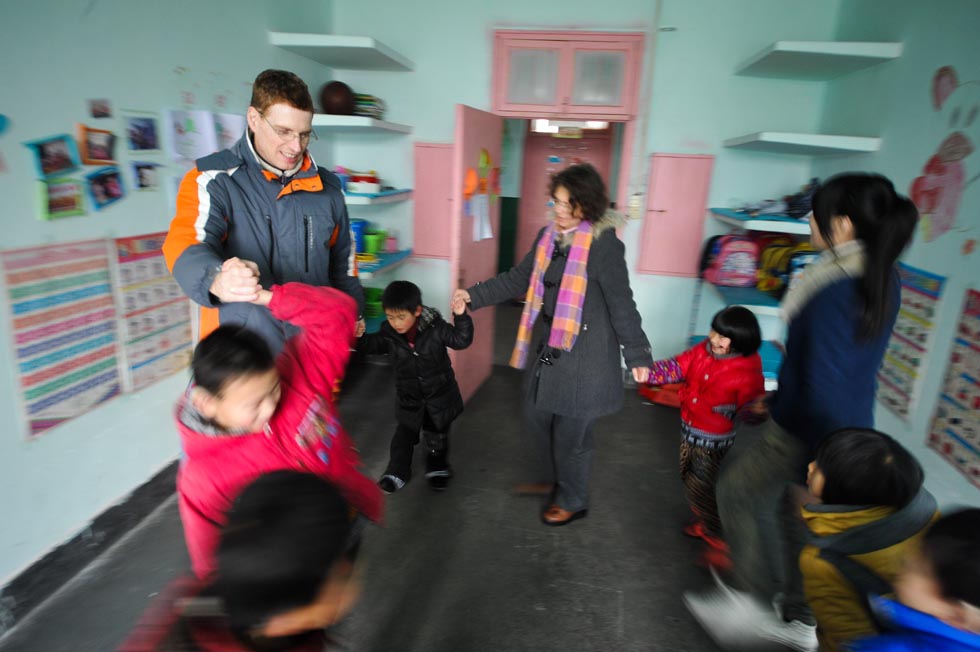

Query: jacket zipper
[304,215,312,273]
[264,215,275,276]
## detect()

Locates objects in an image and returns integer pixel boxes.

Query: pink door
[636,154,715,277]
[516,127,612,262]
[412,143,452,259]
[450,105,504,402]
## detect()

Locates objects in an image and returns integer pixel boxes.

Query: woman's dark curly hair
[548,163,609,223]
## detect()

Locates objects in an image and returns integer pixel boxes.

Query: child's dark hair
[811,173,918,339]
[213,471,351,650]
[382,280,422,312]
[814,428,923,507]
[921,508,980,608]
[548,163,609,223]
[711,306,761,355]
[192,325,276,395]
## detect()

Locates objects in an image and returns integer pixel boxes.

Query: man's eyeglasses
[551,198,573,211]
[260,113,318,145]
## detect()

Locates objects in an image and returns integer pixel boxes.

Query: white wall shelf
[723,132,881,156]
[736,41,903,80]
[708,284,782,317]
[269,32,414,71]
[710,208,811,235]
[345,190,413,205]
[359,249,412,280]
[312,114,412,134]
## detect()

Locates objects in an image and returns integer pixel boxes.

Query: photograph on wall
[24,134,81,179]
[88,99,112,119]
[214,112,246,151]
[0,240,122,438]
[164,109,218,170]
[877,263,947,420]
[122,112,161,152]
[40,177,86,220]
[78,124,117,164]
[928,288,980,488]
[111,232,193,391]
[85,166,124,210]
[131,161,161,191]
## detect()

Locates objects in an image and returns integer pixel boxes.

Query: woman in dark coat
[454,164,652,526]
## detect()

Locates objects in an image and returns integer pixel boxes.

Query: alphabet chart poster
[1,240,122,437]
[877,263,946,420]
[112,232,192,391]
[928,288,980,488]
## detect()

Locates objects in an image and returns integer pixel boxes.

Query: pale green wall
[0,0,334,584]
[331,0,841,357]
[814,0,980,506]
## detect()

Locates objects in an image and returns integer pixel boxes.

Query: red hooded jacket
[175,283,383,580]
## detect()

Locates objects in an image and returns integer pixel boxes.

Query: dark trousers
[524,403,596,513]
[716,419,813,624]
[678,437,731,538]
[384,412,450,481]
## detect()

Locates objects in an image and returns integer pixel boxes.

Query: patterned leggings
[678,437,731,539]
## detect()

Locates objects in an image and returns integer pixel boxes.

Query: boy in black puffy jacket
[357,281,473,492]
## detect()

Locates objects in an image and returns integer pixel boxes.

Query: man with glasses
[164,69,365,352]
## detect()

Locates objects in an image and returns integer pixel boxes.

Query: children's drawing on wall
[131,161,161,191]
[213,112,246,151]
[41,178,86,220]
[85,166,124,210]
[164,109,218,170]
[24,134,81,179]
[910,66,979,242]
[122,112,161,153]
[78,124,117,165]
[464,148,501,241]
[88,99,112,119]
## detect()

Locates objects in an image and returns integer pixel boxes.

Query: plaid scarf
[510,221,593,369]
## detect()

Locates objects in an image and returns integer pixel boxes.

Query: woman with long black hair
[684,173,919,652]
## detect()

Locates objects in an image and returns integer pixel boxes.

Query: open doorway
[493,118,627,365]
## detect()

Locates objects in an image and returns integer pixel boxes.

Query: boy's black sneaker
[378,474,406,494]
[425,469,452,491]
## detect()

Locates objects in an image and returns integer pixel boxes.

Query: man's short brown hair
[250,69,314,113]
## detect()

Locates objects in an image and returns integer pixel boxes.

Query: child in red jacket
[175,281,383,581]
[647,306,765,565]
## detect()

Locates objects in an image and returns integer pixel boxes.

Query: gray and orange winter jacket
[163,133,363,352]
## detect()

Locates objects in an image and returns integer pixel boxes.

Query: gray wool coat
[468,213,652,420]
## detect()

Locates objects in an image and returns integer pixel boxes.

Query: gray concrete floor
[0,304,730,652]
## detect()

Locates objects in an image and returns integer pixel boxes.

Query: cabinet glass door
[571,50,626,106]
[504,44,561,107]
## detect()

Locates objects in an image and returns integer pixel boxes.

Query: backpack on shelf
[700,235,759,287]
[786,245,821,292]
[757,241,817,296]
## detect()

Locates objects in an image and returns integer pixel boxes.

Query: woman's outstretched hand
[452,288,471,305]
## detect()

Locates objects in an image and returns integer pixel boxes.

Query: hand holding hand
[250,288,273,307]
[632,367,651,384]
[452,288,471,306]
[451,296,467,315]
[210,257,261,303]
[355,318,366,338]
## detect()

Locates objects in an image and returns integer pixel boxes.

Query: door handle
[650,209,667,213]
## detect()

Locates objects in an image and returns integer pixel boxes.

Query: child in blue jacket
[847,508,980,652]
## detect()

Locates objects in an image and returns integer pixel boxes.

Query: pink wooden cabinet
[636,154,715,277]
[492,31,644,120]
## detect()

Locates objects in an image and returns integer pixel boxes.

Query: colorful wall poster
[928,289,980,488]
[1,240,122,438]
[877,263,947,419]
[112,233,192,392]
